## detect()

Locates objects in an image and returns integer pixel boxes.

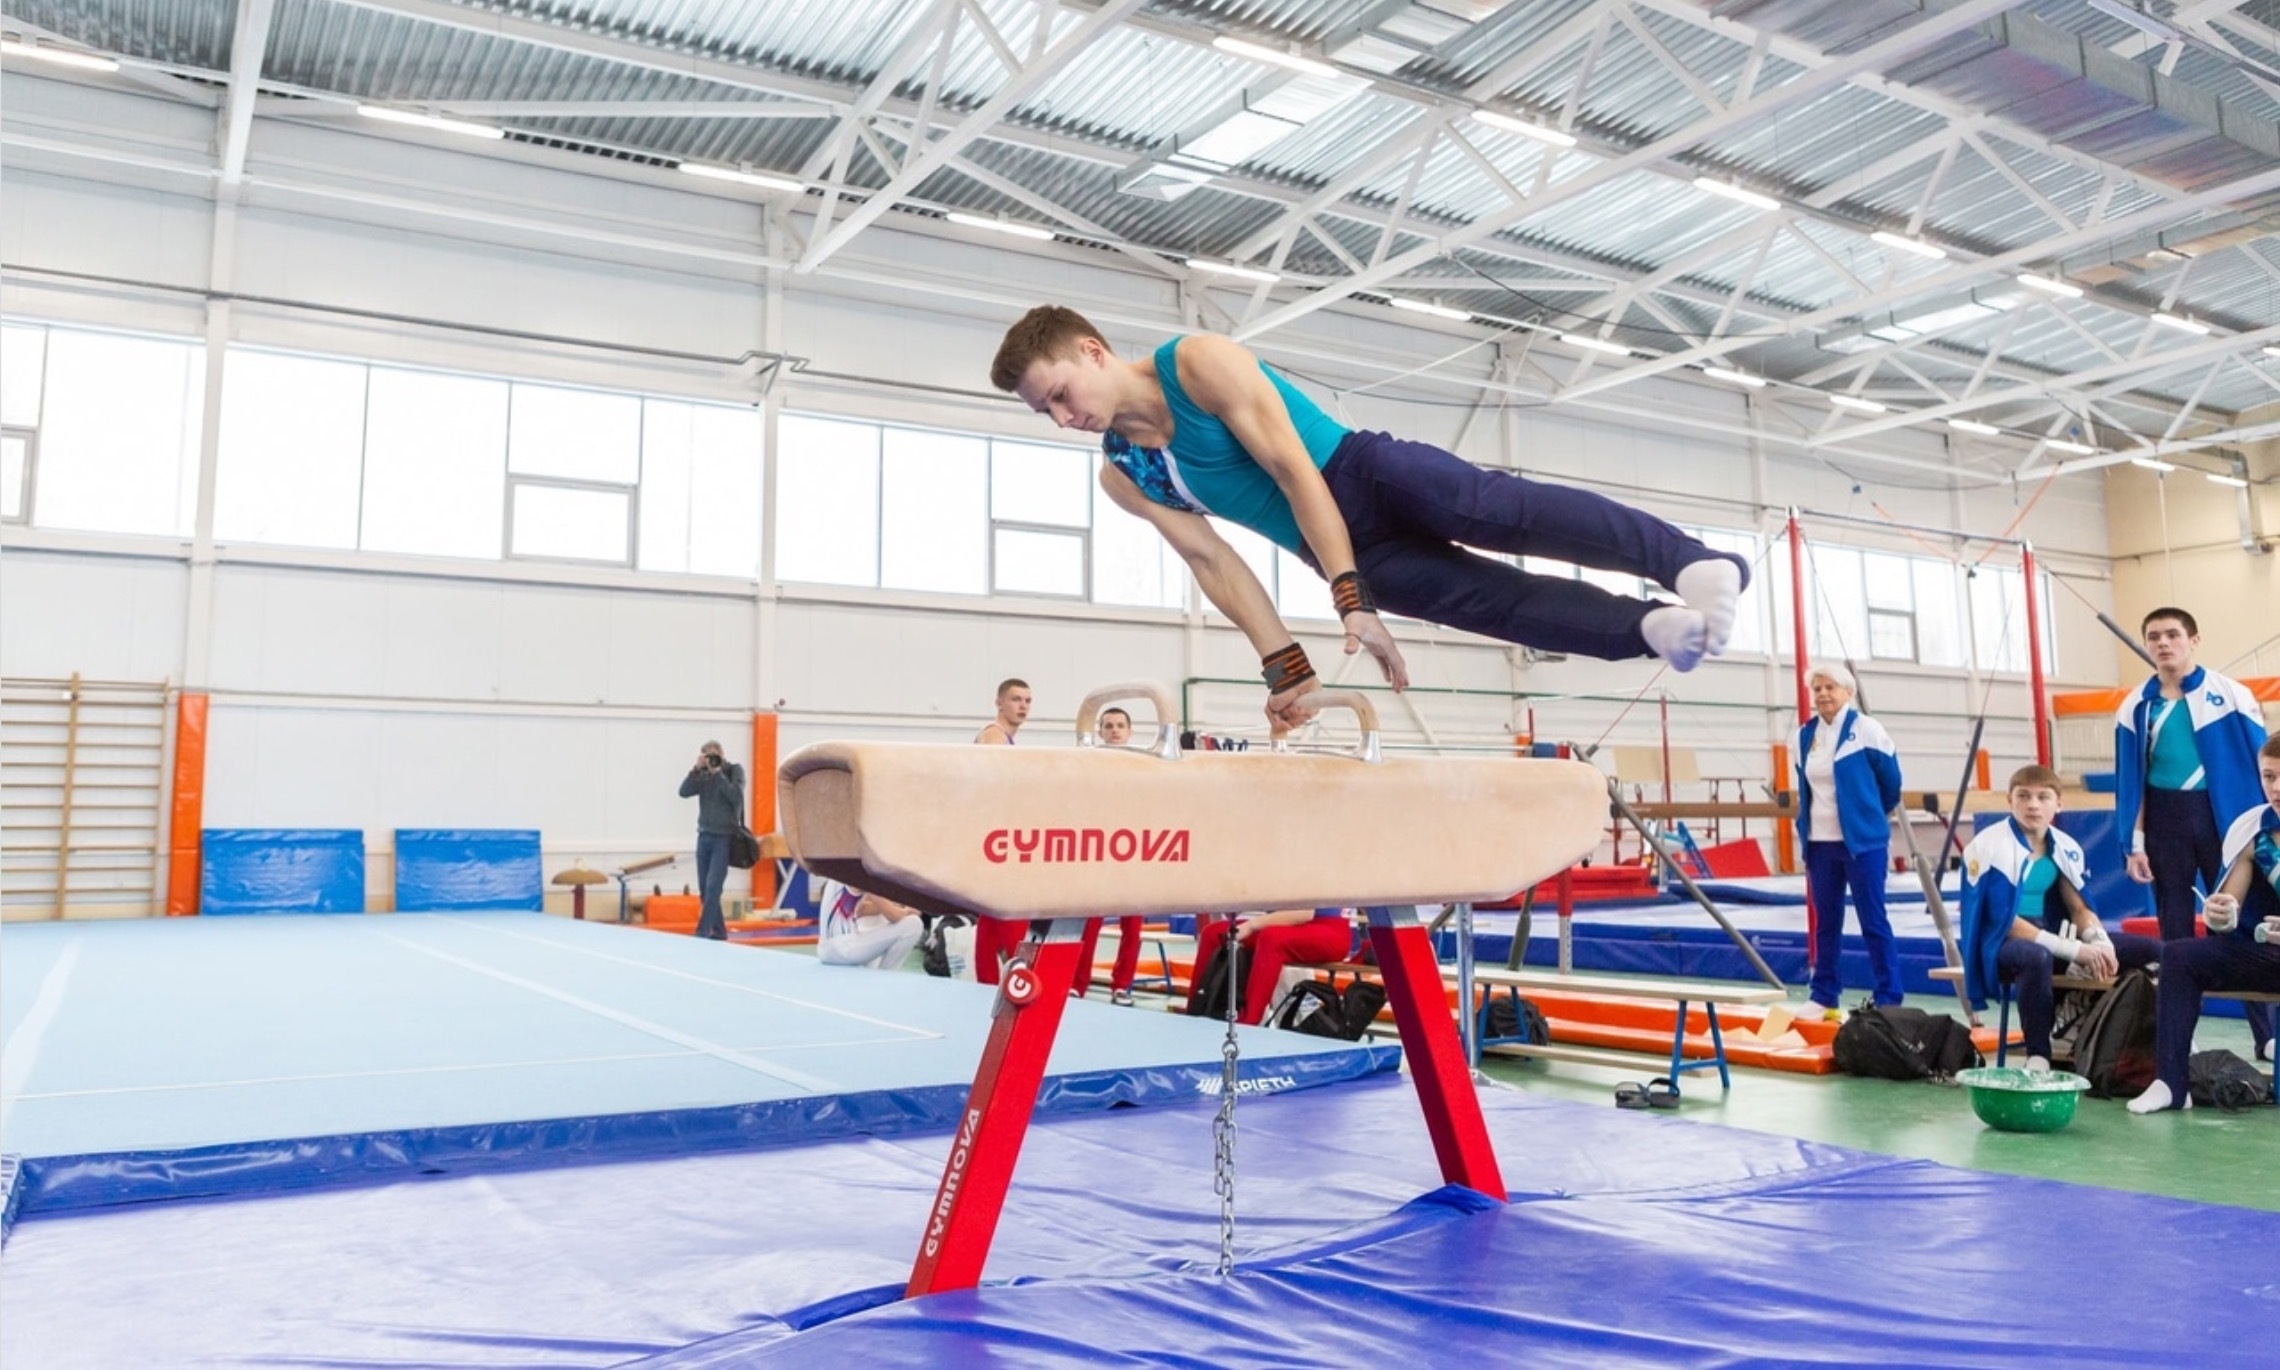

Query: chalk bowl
[1957,1066,2092,1133]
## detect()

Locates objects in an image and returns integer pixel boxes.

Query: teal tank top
[1150,339,1350,554]
[2018,852,2059,928]
[2146,698,2205,791]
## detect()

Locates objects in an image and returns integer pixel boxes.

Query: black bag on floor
[1275,978,1387,1041]
[1483,992,1551,1046]
[1188,942,1239,1020]
[2188,1048,2274,1112]
[2074,969,2158,1099]
[917,914,967,979]
[1833,1005,1977,1081]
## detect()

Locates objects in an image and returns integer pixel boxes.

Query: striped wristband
[1261,642,1316,693]
[1330,570,1375,617]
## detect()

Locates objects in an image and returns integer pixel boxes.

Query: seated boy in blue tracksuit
[1962,765,2161,1072]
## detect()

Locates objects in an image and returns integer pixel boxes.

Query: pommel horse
[778,683,1604,1297]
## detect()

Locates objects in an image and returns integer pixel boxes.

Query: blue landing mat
[0,915,1388,1212]
[4,1075,2272,1368]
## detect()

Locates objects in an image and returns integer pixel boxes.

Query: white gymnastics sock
[2024,1055,2050,1073]
[2126,1080,2190,1114]
[1675,558,1743,657]
[1641,606,1707,672]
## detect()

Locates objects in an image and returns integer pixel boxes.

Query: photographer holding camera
[677,740,745,941]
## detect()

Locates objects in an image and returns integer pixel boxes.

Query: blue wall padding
[392,829,543,912]
[199,830,364,915]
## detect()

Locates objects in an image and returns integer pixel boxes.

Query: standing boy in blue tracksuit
[2113,606,2270,1057]
[1961,765,2161,1071]
[2130,735,2280,1113]
[1793,663,1906,1018]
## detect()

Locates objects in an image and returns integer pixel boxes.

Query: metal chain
[1213,935,1240,1277]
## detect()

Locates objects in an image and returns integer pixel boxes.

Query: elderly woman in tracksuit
[1793,663,1906,1019]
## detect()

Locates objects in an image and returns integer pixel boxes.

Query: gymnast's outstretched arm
[1100,461,1318,724]
[1173,333,1408,709]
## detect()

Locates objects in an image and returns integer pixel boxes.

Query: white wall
[0,75,2128,911]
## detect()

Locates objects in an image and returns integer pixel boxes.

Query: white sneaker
[1110,989,1136,1008]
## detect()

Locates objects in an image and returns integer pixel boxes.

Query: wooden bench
[1446,967,1786,1095]
[1933,967,2280,1088]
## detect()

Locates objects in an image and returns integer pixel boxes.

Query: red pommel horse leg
[905,916,1090,1297]
[904,904,1504,1298]
[1364,904,1504,1197]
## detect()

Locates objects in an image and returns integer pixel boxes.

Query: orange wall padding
[750,711,779,903]
[164,692,208,916]
[2051,676,2279,718]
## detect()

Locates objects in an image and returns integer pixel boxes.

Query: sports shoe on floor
[1110,989,1136,1007]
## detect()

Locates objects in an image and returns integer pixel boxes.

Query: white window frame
[504,475,639,568]
[2,425,36,525]
[988,520,1092,600]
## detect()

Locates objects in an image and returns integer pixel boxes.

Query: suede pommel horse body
[777,683,1605,1297]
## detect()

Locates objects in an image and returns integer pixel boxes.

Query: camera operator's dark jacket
[678,762,746,834]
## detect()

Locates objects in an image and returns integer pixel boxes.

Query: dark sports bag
[1833,1005,1977,1081]
[1274,979,1387,1040]
[726,825,761,870]
[917,914,968,979]
[1483,992,1551,1047]
[2188,1048,2274,1112]
[2074,969,2158,1098]
[1188,941,1240,1020]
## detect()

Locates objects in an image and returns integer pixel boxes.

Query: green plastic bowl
[1957,1066,2092,1133]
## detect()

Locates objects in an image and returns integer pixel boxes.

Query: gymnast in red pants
[1187,908,1356,1025]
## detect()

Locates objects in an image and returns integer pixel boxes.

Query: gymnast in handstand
[989,306,1747,727]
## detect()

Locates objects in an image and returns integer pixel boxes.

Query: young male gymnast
[989,307,1747,727]
[1960,765,2160,1071]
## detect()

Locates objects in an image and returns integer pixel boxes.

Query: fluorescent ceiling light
[1559,332,1631,356]
[945,211,1055,241]
[1948,418,2000,435]
[678,162,804,192]
[1827,394,1886,413]
[2016,274,2082,299]
[1390,297,1471,321]
[1186,258,1280,284]
[2151,312,2209,335]
[358,105,506,140]
[1692,178,1781,212]
[0,37,120,72]
[2044,438,2095,455]
[1470,110,1576,147]
[2131,457,2178,472]
[1871,230,1947,260]
[2207,472,2249,488]
[1702,367,1765,388]
[1212,35,1340,80]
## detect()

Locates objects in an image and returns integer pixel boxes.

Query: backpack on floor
[2188,1048,2274,1112]
[918,915,971,979]
[1483,992,1551,1047]
[1833,1005,1978,1081]
[1188,942,1241,1020]
[2073,969,2158,1099]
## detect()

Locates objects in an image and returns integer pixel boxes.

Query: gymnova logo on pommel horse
[921,1106,985,1259]
[980,827,1191,863]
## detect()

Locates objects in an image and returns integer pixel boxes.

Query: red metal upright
[1786,510,1816,964]
[2020,544,2051,767]
[905,920,1089,1297]
[1363,905,1505,1197]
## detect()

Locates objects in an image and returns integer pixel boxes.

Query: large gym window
[360,368,511,560]
[990,440,1089,599]
[882,428,987,595]
[637,400,761,578]
[12,325,202,538]
[215,350,368,550]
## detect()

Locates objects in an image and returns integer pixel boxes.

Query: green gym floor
[765,935,2277,1215]
[1469,992,2277,1214]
